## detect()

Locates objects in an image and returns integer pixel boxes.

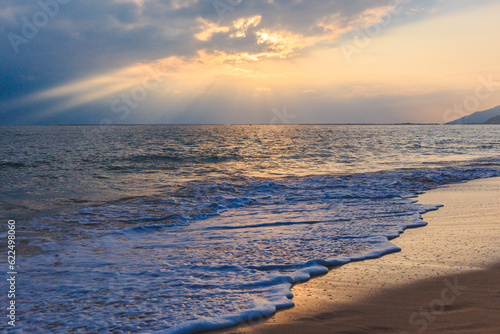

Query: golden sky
[2,0,500,124]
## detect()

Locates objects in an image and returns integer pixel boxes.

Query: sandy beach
[217,176,500,334]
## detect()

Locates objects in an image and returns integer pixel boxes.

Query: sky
[1,0,500,125]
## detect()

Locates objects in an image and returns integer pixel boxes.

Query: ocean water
[1,125,500,333]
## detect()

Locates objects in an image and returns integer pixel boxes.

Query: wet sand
[217,177,500,334]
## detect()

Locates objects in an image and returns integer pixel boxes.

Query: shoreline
[216,176,500,334]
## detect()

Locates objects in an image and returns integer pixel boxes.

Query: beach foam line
[228,176,500,334]
[17,159,500,333]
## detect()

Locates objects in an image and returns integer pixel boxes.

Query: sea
[1,125,499,333]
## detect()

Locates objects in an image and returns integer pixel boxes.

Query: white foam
[18,158,500,333]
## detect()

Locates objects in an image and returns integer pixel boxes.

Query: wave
[17,157,500,333]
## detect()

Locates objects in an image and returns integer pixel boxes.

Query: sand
[215,176,500,334]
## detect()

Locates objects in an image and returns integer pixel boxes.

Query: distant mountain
[484,115,500,124]
[446,105,500,124]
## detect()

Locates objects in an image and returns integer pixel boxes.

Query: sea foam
[15,158,500,333]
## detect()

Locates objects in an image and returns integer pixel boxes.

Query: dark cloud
[0,0,473,124]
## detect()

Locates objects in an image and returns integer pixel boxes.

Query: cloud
[1,1,418,70]
[195,18,230,41]
[2,0,492,124]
